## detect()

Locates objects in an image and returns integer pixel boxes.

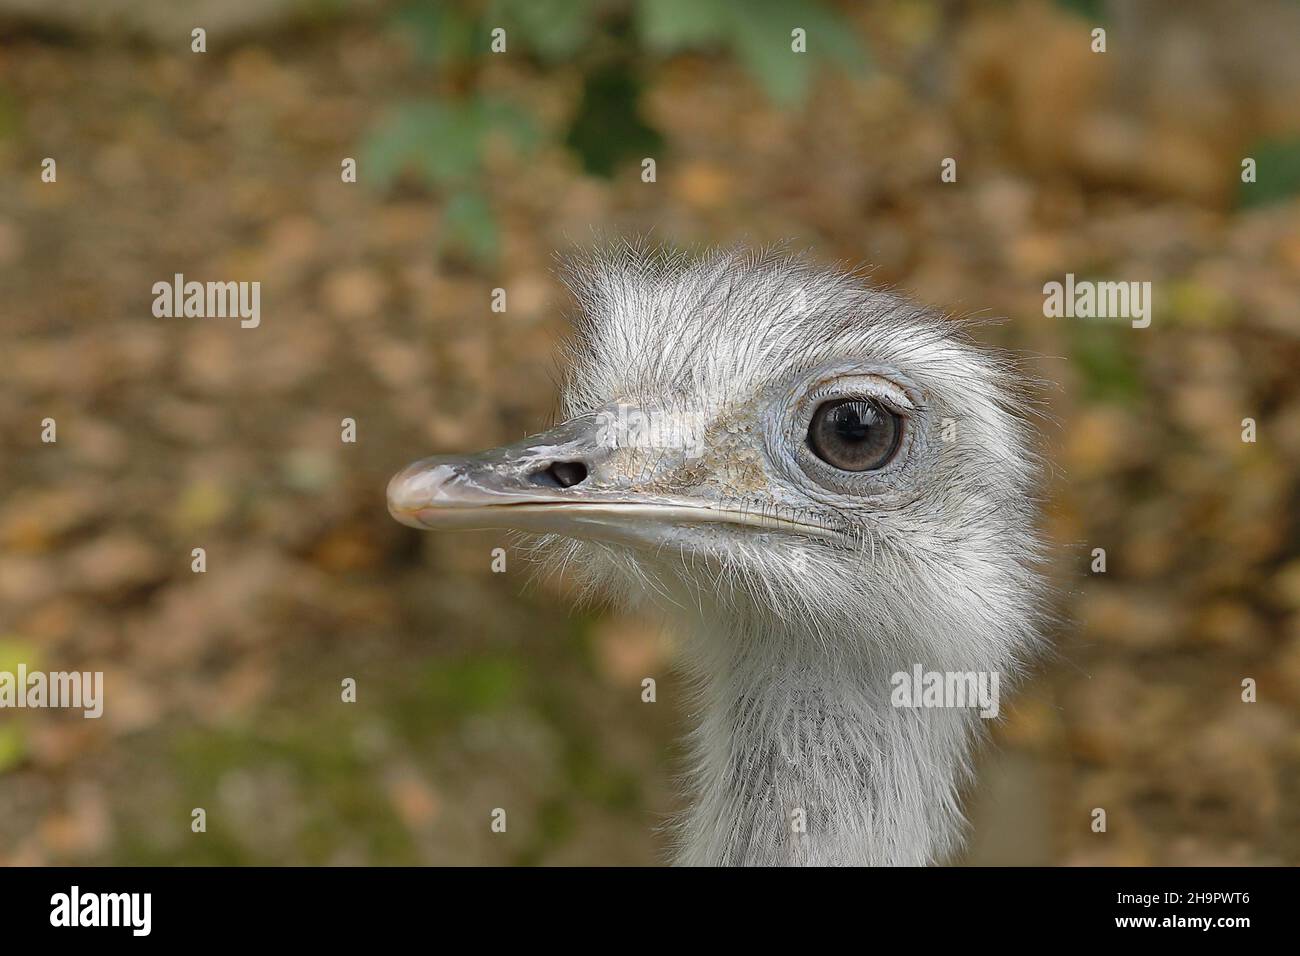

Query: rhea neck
[668,599,978,867]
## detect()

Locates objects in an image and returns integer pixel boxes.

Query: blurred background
[1,0,1298,865]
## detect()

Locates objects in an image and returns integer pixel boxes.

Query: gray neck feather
[671,608,977,867]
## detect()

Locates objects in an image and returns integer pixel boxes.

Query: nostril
[530,460,588,489]
[548,461,589,488]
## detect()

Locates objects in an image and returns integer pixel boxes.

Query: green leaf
[363,97,536,191]
[421,655,521,714]
[364,102,459,189]
[733,11,812,105]
[637,0,733,51]
[391,1,478,65]
[0,636,36,674]
[0,88,18,141]
[1238,135,1300,209]
[564,62,664,177]
[1067,319,1144,406]
[0,724,25,774]
[790,0,869,68]
[479,98,542,154]
[440,191,499,263]
[1054,0,1107,22]
[491,0,598,61]
[636,0,867,105]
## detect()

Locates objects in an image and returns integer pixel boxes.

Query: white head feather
[391,243,1049,865]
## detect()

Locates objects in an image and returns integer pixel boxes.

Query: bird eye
[806,398,902,472]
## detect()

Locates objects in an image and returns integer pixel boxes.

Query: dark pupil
[807,398,899,472]
[832,403,873,442]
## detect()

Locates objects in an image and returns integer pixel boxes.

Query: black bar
[0,866,1282,941]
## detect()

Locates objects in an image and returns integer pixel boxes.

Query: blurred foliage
[0,726,25,776]
[367,0,866,260]
[137,633,641,865]
[167,720,416,865]
[0,636,37,675]
[565,63,663,177]
[365,98,538,187]
[363,96,537,260]
[1238,135,1300,209]
[637,0,864,103]
[413,654,521,722]
[1053,0,1107,22]
[0,88,19,141]
[0,637,35,773]
[394,0,598,64]
[1066,319,1144,406]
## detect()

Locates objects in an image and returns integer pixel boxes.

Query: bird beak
[387,416,677,542]
[389,416,846,546]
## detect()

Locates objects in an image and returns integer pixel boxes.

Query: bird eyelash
[801,376,918,422]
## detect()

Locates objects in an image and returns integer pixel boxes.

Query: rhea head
[388,246,1044,679]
